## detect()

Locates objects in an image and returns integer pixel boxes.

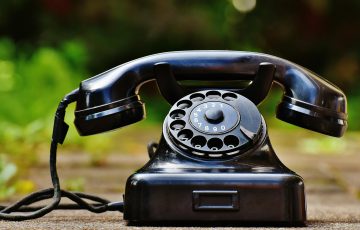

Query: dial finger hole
[224,135,240,148]
[207,138,223,151]
[170,120,186,131]
[191,136,207,148]
[190,93,205,102]
[206,91,221,99]
[177,129,193,141]
[177,100,192,109]
[222,92,238,101]
[170,109,185,119]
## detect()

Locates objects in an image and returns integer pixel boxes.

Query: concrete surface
[1,132,360,229]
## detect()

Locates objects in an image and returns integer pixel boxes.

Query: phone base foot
[123,172,306,225]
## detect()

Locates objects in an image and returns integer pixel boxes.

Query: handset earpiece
[74,73,145,136]
[74,65,146,136]
[74,94,145,136]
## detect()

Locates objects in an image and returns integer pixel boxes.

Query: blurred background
[0,0,359,200]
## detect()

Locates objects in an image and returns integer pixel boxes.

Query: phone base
[123,172,306,225]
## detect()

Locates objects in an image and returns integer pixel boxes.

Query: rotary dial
[165,90,263,159]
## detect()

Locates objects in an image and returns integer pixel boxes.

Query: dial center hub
[190,101,239,134]
[205,109,224,123]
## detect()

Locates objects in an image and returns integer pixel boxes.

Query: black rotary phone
[0,51,347,225]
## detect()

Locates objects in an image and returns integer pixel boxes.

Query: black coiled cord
[0,90,123,221]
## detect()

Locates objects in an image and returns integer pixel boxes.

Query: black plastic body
[73,51,347,137]
[123,119,306,225]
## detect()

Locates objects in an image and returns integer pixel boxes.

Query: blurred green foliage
[0,38,88,164]
[64,177,85,192]
[0,154,17,200]
[299,136,347,155]
[0,38,87,124]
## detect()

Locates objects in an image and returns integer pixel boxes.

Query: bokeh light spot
[232,0,256,13]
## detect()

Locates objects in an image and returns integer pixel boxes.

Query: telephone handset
[74,51,347,137]
[0,51,347,224]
